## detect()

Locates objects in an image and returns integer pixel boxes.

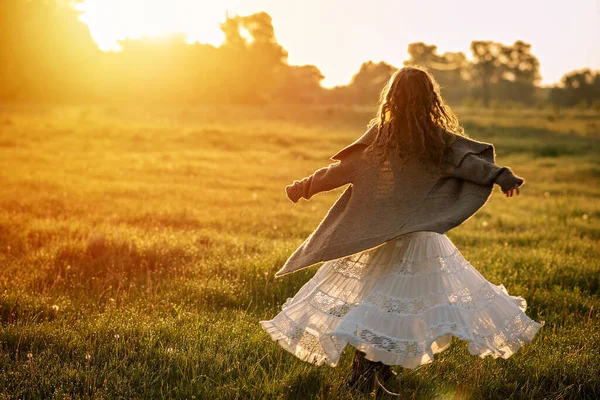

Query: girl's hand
[503,185,520,197]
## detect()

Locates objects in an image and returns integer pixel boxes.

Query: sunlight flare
[78,0,241,51]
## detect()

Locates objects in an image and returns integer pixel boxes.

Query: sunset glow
[77,0,599,87]
[78,0,241,50]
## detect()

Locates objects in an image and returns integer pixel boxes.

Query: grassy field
[0,104,599,399]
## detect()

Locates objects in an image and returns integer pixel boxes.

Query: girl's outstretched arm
[448,153,525,196]
[285,151,361,203]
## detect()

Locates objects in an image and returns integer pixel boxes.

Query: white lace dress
[260,231,543,368]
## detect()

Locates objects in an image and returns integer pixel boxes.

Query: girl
[259,67,543,391]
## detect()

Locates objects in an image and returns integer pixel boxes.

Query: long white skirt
[259,231,543,369]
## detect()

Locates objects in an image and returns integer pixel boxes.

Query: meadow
[0,104,599,399]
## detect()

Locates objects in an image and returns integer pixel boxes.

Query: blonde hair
[365,66,465,172]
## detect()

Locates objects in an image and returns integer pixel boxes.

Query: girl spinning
[260,66,542,392]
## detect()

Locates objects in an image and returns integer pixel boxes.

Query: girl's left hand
[504,185,520,197]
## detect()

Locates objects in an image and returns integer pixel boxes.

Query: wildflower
[167,347,174,354]
[51,305,60,312]
[27,353,33,360]
[114,334,120,340]
[85,353,91,360]
[582,214,589,220]
[481,221,488,227]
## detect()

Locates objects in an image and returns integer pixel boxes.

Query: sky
[80,0,600,87]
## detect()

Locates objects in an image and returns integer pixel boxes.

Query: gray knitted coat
[276,125,524,277]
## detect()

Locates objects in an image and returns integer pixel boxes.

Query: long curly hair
[364,66,465,172]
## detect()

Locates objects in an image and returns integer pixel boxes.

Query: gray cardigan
[276,126,524,277]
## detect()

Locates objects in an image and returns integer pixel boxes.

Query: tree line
[1,0,599,108]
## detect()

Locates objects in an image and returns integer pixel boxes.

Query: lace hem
[325,309,543,364]
[259,312,344,366]
[261,306,543,368]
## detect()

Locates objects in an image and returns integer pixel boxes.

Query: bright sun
[78,0,241,51]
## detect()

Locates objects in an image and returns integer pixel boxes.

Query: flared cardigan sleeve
[285,148,363,203]
[446,135,525,192]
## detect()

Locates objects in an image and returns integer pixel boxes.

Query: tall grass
[0,104,598,399]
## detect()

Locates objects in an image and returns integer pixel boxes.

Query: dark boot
[347,350,378,391]
[374,361,397,384]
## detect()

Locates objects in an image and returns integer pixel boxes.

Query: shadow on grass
[285,368,326,399]
[39,233,200,295]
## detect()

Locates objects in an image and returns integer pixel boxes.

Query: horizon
[78,0,600,88]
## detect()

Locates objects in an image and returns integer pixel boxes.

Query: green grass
[0,104,599,399]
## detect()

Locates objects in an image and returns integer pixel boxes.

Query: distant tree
[219,12,288,103]
[404,42,469,104]
[548,86,568,107]
[98,11,291,104]
[103,35,215,102]
[0,0,101,101]
[277,65,324,102]
[550,69,600,108]
[564,69,600,107]
[470,40,540,107]
[470,41,505,108]
[347,61,396,104]
[0,3,295,104]
[405,43,441,67]
[404,43,468,72]
[498,40,540,104]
